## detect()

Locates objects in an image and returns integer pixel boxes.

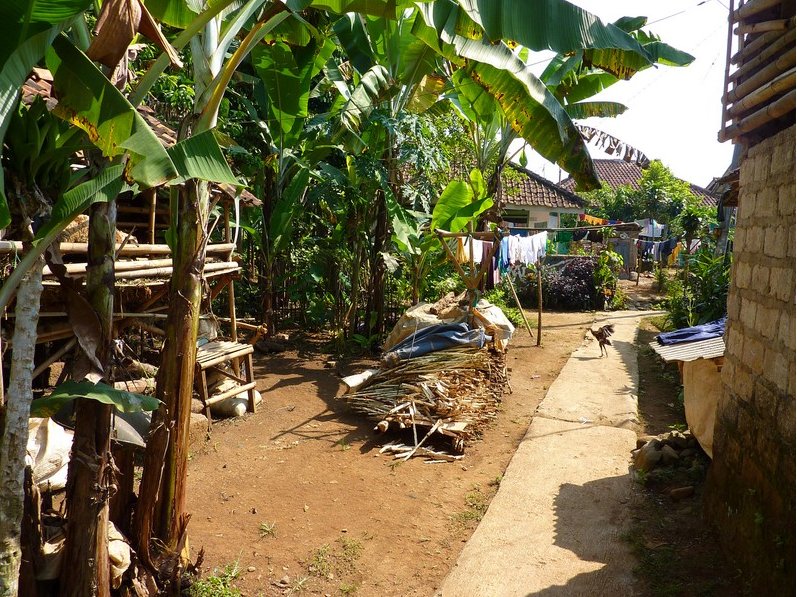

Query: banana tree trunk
[0,255,44,597]
[59,201,116,596]
[261,165,276,334]
[136,180,207,564]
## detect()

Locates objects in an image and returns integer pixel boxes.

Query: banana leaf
[30,380,160,418]
[430,169,493,234]
[46,35,177,188]
[167,130,241,186]
[564,101,627,120]
[416,7,600,189]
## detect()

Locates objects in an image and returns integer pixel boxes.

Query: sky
[522,0,735,188]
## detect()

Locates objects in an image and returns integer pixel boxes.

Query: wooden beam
[0,241,236,256]
[729,28,795,82]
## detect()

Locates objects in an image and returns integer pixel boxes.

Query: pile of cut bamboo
[344,346,509,461]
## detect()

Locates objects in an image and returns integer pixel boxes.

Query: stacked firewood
[344,346,509,460]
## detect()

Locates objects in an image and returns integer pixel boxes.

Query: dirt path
[184,311,593,596]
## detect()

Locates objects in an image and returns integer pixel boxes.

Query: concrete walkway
[437,311,662,597]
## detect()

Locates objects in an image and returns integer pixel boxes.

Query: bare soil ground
[184,311,594,596]
[629,317,744,596]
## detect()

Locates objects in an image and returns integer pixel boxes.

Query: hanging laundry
[460,237,483,263]
[581,213,608,225]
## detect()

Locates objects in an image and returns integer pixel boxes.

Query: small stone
[341,528,348,533]
[280,575,290,584]
[660,444,680,466]
[679,448,697,458]
[670,486,695,501]
[247,566,256,572]
[665,431,690,450]
[634,439,662,472]
[250,507,257,514]
[636,435,657,449]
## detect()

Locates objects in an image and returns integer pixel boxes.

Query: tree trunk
[136,180,207,566]
[0,255,44,597]
[261,164,276,333]
[60,200,116,596]
[366,191,387,340]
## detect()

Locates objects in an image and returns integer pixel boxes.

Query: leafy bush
[666,248,731,328]
[527,257,599,311]
[482,285,524,327]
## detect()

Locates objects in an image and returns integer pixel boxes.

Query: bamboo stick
[32,338,76,379]
[42,258,174,277]
[729,28,795,82]
[728,68,795,118]
[722,88,796,140]
[731,29,779,64]
[735,18,794,35]
[725,48,795,103]
[536,266,543,347]
[505,276,534,339]
[114,261,238,279]
[204,381,257,406]
[734,0,781,20]
[0,241,235,256]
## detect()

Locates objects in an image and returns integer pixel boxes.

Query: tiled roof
[559,159,718,208]
[499,163,584,209]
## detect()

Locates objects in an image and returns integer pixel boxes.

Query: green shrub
[666,248,730,328]
[482,285,524,327]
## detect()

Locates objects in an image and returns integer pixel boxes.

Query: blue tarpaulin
[656,317,726,346]
[384,323,487,362]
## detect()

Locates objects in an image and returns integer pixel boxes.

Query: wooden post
[223,204,238,342]
[536,265,543,347]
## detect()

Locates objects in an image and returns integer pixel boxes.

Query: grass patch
[306,537,364,579]
[308,544,333,577]
[259,520,277,538]
[451,485,490,529]
[189,562,241,597]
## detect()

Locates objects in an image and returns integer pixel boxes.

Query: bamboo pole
[148,188,157,245]
[31,338,76,379]
[0,240,235,256]
[725,48,795,103]
[734,0,781,21]
[731,29,779,64]
[224,204,238,342]
[505,275,534,339]
[729,28,795,82]
[735,17,794,35]
[728,68,795,118]
[722,88,796,139]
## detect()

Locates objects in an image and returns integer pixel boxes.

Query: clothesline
[504,222,641,233]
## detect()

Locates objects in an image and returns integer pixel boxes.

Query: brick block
[788,226,796,259]
[743,335,765,375]
[764,226,786,258]
[755,305,779,341]
[735,261,752,289]
[763,348,789,390]
[770,266,795,302]
[728,324,744,356]
[746,227,764,253]
[777,396,795,442]
[735,362,755,398]
[735,228,747,252]
[778,183,795,217]
[778,310,796,351]
[754,154,770,182]
[740,298,757,329]
[751,264,771,293]
[728,292,742,319]
[757,187,778,218]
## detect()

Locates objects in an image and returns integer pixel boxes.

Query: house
[703,1,795,592]
[496,163,585,229]
[558,158,719,208]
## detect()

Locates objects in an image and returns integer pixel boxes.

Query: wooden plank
[246,353,257,413]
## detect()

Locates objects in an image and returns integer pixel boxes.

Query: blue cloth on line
[656,318,726,346]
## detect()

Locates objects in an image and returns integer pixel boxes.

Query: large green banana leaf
[415,6,600,189]
[430,169,493,234]
[167,130,241,186]
[30,380,160,418]
[429,0,652,79]
[46,36,178,188]
[337,64,395,145]
[252,39,331,148]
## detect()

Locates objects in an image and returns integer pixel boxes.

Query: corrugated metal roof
[649,336,726,362]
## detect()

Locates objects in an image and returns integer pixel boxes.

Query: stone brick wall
[706,124,795,592]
